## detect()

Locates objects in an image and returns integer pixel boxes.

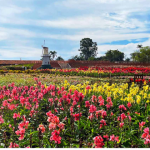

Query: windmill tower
[39,41,53,69]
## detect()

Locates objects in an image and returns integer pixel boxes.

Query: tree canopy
[130,46,150,63]
[49,51,57,60]
[105,50,124,62]
[56,56,64,61]
[79,38,98,60]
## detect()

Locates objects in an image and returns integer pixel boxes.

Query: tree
[105,50,124,62]
[79,38,98,60]
[49,51,57,60]
[88,57,96,61]
[131,46,150,63]
[137,44,143,48]
[125,58,130,62]
[130,50,140,61]
[71,55,84,61]
[96,56,108,61]
[56,56,64,61]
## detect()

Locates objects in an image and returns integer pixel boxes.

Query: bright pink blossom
[139,122,146,131]
[0,115,4,124]
[9,142,19,148]
[89,105,97,113]
[93,135,104,148]
[50,130,61,144]
[120,122,124,128]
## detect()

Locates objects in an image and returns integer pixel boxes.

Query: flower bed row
[0,66,150,77]
[0,78,150,147]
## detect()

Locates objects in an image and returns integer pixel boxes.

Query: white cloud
[0,46,42,60]
[0,27,36,41]
[97,38,150,58]
[0,0,150,60]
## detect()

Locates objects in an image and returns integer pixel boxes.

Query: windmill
[38,40,53,69]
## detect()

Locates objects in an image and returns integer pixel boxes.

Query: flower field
[1,66,150,78]
[0,73,150,148]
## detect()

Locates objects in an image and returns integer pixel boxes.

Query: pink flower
[92,95,97,103]
[9,142,19,148]
[15,127,25,141]
[89,105,97,113]
[128,116,131,121]
[111,112,114,116]
[88,113,94,120]
[144,127,149,134]
[121,113,127,121]
[98,96,104,106]
[115,136,119,142]
[127,102,132,109]
[139,122,146,131]
[49,123,56,130]
[103,134,109,140]
[120,122,124,128]
[106,97,113,110]
[85,101,90,108]
[37,124,45,133]
[50,130,61,144]
[0,115,4,124]
[60,107,64,111]
[110,135,119,142]
[93,135,104,148]
[119,105,127,111]
[141,127,150,145]
[13,113,21,119]
[110,135,115,141]
[135,112,140,115]
[86,85,91,90]
[57,122,65,130]
[73,113,82,121]
[100,119,107,129]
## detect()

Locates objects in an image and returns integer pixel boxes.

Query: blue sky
[0,0,150,60]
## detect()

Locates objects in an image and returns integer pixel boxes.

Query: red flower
[89,105,97,113]
[0,115,4,124]
[110,135,119,142]
[120,122,124,128]
[141,127,150,145]
[50,130,61,144]
[119,105,127,111]
[93,135,104,148]
[100,119,107,129]
[57,122,65,130]
[13,113,21,119]
[86,85,91,90]
[37,124,45,133]
[130,78,133,81]
[49,123,57,131]
[85,101,90,108]
[127,102,132,109]
[111,112,114,116]
[88,113,94,120]
[139,122,146,131]
[98,96,104,106]
[103,134,109,140]
[121,113,127,121]
[9,142,19,148]
[73,113,82,121]
[135,112,140,115]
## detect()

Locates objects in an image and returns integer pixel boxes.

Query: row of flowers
[0,66,149,77]
[0,77,150,147]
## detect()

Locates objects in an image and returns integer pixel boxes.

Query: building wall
[42,56,50,65]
